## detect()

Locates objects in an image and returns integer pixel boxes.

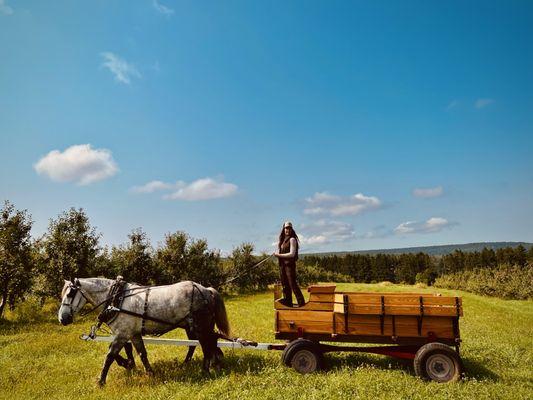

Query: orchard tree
[156,231,225,289]
[110,229,155,285]
[0,201,33,317]
[39,208,100,298]
[227,243,277,291]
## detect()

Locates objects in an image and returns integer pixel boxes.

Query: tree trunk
[0,277,9,318]
[0,290,7,318]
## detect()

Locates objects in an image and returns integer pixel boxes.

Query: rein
[222,254,274,286]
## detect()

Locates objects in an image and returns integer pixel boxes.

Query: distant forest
[300,244,533,286]
[305,241,533,257]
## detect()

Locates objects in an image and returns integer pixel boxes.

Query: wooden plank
[337,293,461,307]
[307,285,336,293]
[277,309,333,334]
[309,293,335,303]
[334,315,456,339]
[334,304,462,317]
[333,302,344,314]
[337,292,447,297]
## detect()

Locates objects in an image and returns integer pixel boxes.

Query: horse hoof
[97,380,106,387]
[126,360,136,370]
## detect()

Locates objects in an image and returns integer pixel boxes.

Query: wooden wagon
[275,285,463,382]
[82,284,464,383]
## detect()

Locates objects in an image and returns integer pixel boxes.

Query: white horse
[58,277,230,385]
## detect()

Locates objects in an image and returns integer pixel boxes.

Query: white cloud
[100,52,141,85]
[413,186,444,198]
[299,219,356,246]
[299,234,329,246]
[34,144,118,185]
[153,0,174,16]
[165,178,237,201]
[304,192,382,216]
[130,180,182,193]
[394,217,454,235]
[0,0,13,15]
[475,98,494,109]
[132,177,238,200]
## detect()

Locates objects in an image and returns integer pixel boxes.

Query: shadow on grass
[0,318,43,335]
[325,352,499,382]
[123,352,277,386]
[326,352,411,374]
[462,357,499,381]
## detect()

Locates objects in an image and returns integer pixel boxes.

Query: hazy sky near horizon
[1,0,532,254]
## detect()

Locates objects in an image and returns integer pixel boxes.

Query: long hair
[278,225,299,251]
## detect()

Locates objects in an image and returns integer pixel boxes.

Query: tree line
[2,200,532,317]
[300,245,533,286]
[0,201,278,318]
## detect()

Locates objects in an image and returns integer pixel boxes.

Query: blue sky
[1,0,532,254]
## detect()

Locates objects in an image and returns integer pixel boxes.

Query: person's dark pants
[279,263,305,307]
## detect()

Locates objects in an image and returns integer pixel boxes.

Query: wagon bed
[275,285,462,346]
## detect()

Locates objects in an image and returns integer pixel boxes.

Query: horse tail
[208,287,230,337]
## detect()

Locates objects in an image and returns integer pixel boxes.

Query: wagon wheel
[414,342,463,383]
[282,339,324,373]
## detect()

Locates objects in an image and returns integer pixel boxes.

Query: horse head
[58,278,88,325]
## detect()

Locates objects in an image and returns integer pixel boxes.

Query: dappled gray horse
[58,277,230,385]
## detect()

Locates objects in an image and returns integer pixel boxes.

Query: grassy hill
[304,241,533,257]
[1,283,532,399]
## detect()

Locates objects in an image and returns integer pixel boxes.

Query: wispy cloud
[303,192,382,217]
[0,0,13,15]
[361,225,393,239]
[152,0,174,16]
[475,98,494,109]
[166,178,238,201]
[132,177,238,201]
[394,217,455,235]
[299,219,356,246]
[100,52,141,85]
[446,100,458,111]
[413,186,444,198]
[34,144,118,185]
[130,180,178,193]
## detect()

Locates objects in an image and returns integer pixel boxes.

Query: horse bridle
[61,278,90,313]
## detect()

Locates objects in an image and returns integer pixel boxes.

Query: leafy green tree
[38,208,100,298]
[156,231,225,289]
[0,201,33,317]
[227,243,277,291]
[110,229,155,285]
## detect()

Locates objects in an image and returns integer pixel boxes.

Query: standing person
[274,221,305,307]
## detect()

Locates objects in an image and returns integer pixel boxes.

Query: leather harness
[86,277,213,338]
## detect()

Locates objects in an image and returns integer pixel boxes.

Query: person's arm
[275,238,297,258]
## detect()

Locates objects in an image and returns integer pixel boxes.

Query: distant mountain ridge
[303,242,533,257]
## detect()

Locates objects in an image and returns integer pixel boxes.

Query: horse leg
[198,333,212,373]
[98,337,127,386]
[115,342,135,370]
[211,333,224,372]
[198,316,219,373]
[184,327,196,363]
[124,342,136,369]
[131,334,153,375]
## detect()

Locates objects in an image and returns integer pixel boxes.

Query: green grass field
[1,283,532,400]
